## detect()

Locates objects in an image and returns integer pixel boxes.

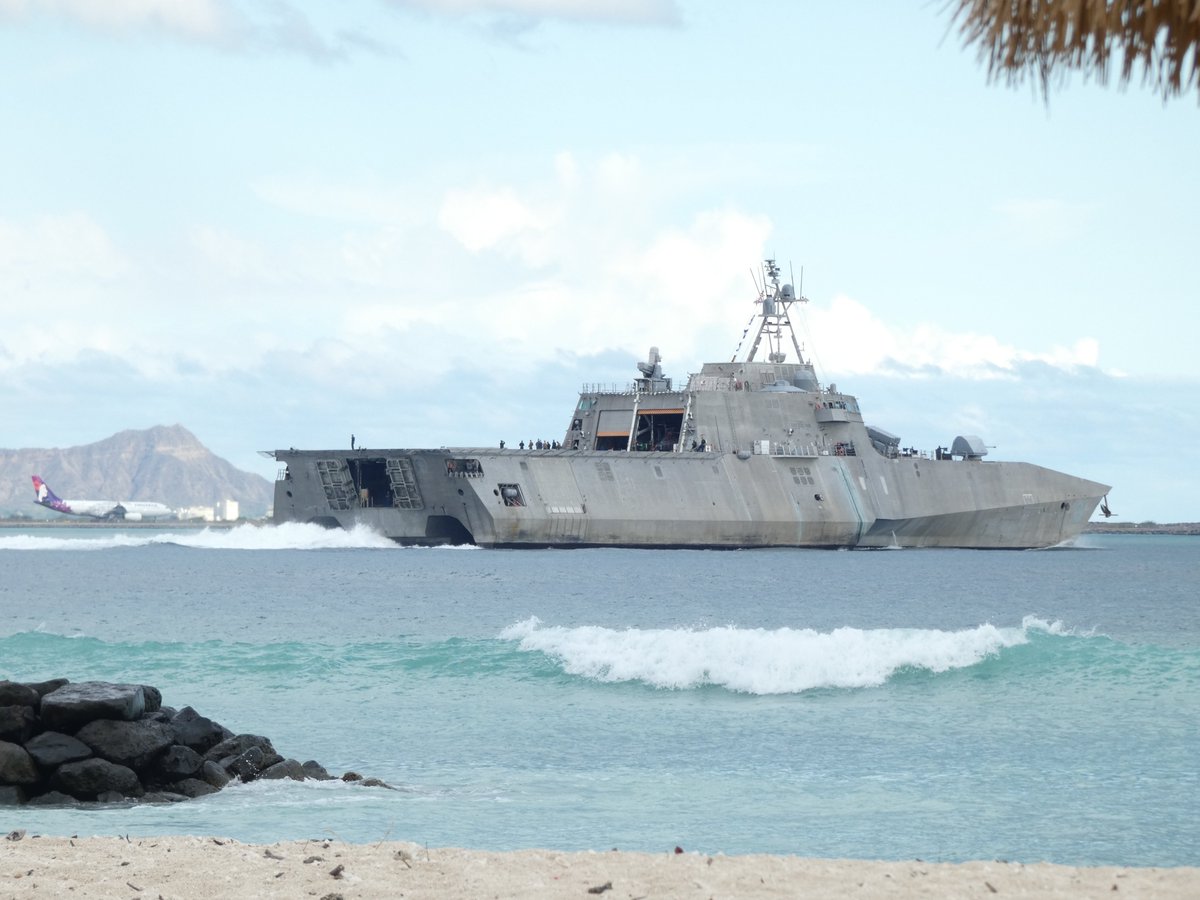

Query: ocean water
[1,525,1197,867]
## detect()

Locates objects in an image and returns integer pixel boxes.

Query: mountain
[0,425,273,519]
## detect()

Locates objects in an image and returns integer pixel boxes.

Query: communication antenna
[743,258,808,364]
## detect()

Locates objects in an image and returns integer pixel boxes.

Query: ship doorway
[594,434,629,451]
[349,458,395,508]
[633,409,684,451]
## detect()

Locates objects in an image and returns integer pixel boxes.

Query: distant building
[216,499,239,522]
[179,505,216,522]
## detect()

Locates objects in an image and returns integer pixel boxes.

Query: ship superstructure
[272,261,1109,548]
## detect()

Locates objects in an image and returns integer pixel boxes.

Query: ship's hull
[272,448,1108,550]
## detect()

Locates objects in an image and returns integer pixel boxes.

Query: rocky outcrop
[0,679,376,806]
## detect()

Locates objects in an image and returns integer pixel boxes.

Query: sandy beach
[1,834,1196,899]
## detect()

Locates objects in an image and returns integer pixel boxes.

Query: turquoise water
[1,527,1197,866]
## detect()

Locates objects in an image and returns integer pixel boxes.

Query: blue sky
[1,1,1196,522]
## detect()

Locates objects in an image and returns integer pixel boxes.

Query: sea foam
[499,616,1063,694]
[0,521,396,551]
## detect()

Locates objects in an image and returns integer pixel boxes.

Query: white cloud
[0,0,400,60]
[253,176,424,226]
[189,225,277,281]
[804,294,1103,379]
[2,0,230,38]
[0,0,676,56]
[438,185,547,252]
[0,214,136,369]
[387,0,682,27]
[0,211,128,281]
[0,159,1111,400]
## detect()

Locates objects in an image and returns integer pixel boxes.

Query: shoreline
[2,836,1197,899]
[1083,521,1200,535]
[0,519,248,530]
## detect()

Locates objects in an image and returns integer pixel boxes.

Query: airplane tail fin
[32,475,67,511]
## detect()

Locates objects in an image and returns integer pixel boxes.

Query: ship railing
[750,441,820,458]
[276,467,288,481]
[580,382,638,395]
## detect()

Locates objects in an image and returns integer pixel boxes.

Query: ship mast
[743,259,808,364]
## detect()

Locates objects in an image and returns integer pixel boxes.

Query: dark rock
[40,682,145,732]
[25,678,70,699]
[199,760,231,790]
[204,733,278,766]
[302,760,334,781]
[152,745,203,781]
[169,777,219,798]
[25,790,80,807]
[360,777,395,790]
[140,685,162,713]
[0,741,39,785]
[2,677,332,808]
[228,746,266,781]
[51,758,141,799]
[341,771,362,782]
[0,705,37,744]
[0,682,40,707]
[171,706,231,753]
[208,734,283,781]
[139,791,188,804]
[262,758,306,781]
[75,718,173,771]
[24,731,92,769]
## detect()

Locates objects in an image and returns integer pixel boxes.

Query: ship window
[446,458,483,477]
[594,435,628,451]
[498,483,525,507]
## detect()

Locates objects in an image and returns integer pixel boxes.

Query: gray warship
[272,260,1110,548]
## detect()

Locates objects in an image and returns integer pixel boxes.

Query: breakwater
[0,680,377,806]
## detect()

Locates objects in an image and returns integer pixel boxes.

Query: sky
[1,1,1196,522]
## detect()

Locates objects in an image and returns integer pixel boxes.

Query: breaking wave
[3,621,1191,699]
[499,615,1074,694]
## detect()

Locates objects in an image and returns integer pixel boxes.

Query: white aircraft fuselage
[32,476,175,521]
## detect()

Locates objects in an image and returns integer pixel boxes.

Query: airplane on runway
[31,475,175,521]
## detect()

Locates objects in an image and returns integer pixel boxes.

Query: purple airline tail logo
[31,475,71,513]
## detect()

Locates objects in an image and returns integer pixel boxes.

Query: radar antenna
[742,258,808,364]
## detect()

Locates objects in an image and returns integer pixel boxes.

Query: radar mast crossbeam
[742,259,808,365]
